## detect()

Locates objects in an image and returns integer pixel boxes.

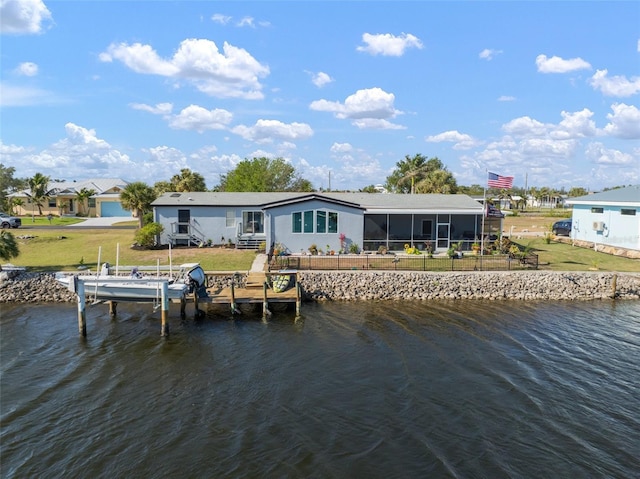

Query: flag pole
[481,170,487,257]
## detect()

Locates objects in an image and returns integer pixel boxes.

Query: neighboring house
[566,185,640,252]
[152,192,497,253]
[9,178,131,217]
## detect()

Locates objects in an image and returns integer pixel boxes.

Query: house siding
[155,205,239,246]
[572,204,640,251]
[266,199,363,254]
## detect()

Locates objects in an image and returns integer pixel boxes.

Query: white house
[566,185,640,252]
[151,192,499,254]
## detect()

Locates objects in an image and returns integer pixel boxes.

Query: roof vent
[170,193,180,197]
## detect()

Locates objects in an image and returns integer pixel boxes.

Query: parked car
[552,219,572,236]
[0,212,22,228]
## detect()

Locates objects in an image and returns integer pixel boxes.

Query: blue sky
[1,0,639,192]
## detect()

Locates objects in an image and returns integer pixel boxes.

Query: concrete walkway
[66,216,133,227]
[250,254,268,272]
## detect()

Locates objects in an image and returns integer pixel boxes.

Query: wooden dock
[189,270,302,319]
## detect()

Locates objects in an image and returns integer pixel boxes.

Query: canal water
[1,300,639,478]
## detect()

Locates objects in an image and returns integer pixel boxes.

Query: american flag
[487,172,513,189]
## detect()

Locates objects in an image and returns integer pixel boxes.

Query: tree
[170,168,207,192]
[0,164,26,212]
[217,157,314,192]
[359,184,382,193]
[120,182,157,228]
[568,187,588,198]
[75,188,96,216]
[26,173,52,215]
[153,181,173,196]
[9,198,24,216]
[385,155,457,194]
[0,230,19,271]
[414,168,458,194]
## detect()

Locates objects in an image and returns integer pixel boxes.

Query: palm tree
[414,169,458,194]
[9,198,24,216]
[170,168,207,192]
[0,230,19,271]
[120,182,157,228]
[75,188,96,216]
[27,173,52,215]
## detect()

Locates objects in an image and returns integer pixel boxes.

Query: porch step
[236,238,264,250]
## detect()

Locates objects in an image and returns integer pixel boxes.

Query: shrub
[134,222,164,249]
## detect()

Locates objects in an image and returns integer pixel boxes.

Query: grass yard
[510,237,640,272]
[9,229,257,272]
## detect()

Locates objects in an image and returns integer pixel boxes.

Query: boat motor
[186,265,208,298]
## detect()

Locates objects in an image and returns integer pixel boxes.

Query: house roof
[566,185,640,207]
[11,178,128,197]
[152,191,484,214]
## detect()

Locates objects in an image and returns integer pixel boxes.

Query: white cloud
[585,142,635,166]
[310,87,404,129]
[168,105,233,133]
[130,102,173,116]
[502,116,550,137]
[479,48,502,60]
[602,103,640,139]
[551,109,597,139]
[425,130,482,150]
[330,142,353,153]
[356,32,423,56]
[310,71,334,88]
[100,38,269,99]
[352,118,406,130]
[211,14,231,25]
[425,130,481,150]
[497,95,515,102]
[589,69,640,97]
[0,0,52,35]
[15,62,38,76]
[232,119,313,143]
[535,54,591,73]
[237,16,255,28]
[6,123,137,179]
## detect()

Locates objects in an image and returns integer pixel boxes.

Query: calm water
[1,300,639,478]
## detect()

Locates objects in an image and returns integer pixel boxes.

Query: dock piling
[161,281,169,337]
[76,278,87,337]
[262,282,272,321]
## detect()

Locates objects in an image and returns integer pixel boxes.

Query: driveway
[66,216,134,227]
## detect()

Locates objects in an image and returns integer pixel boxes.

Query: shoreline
[1,270,639,304]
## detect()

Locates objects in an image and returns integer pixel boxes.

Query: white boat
[55,263,208,302]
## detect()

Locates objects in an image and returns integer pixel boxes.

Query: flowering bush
[404,244,421,255]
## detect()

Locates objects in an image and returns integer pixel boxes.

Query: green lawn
[512,237,640,272]
[9,229,257,272]
[17,215,85,226]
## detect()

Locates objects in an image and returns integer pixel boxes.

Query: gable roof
[567,185,640,207]
[262,193,364,210]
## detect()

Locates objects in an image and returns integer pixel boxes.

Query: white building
[566,186,640,252]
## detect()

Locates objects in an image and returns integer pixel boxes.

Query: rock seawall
[1,270,639,303]
[297,271,640,301]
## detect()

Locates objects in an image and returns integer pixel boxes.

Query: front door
[436,223,450,250]
[178,209,190,234]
